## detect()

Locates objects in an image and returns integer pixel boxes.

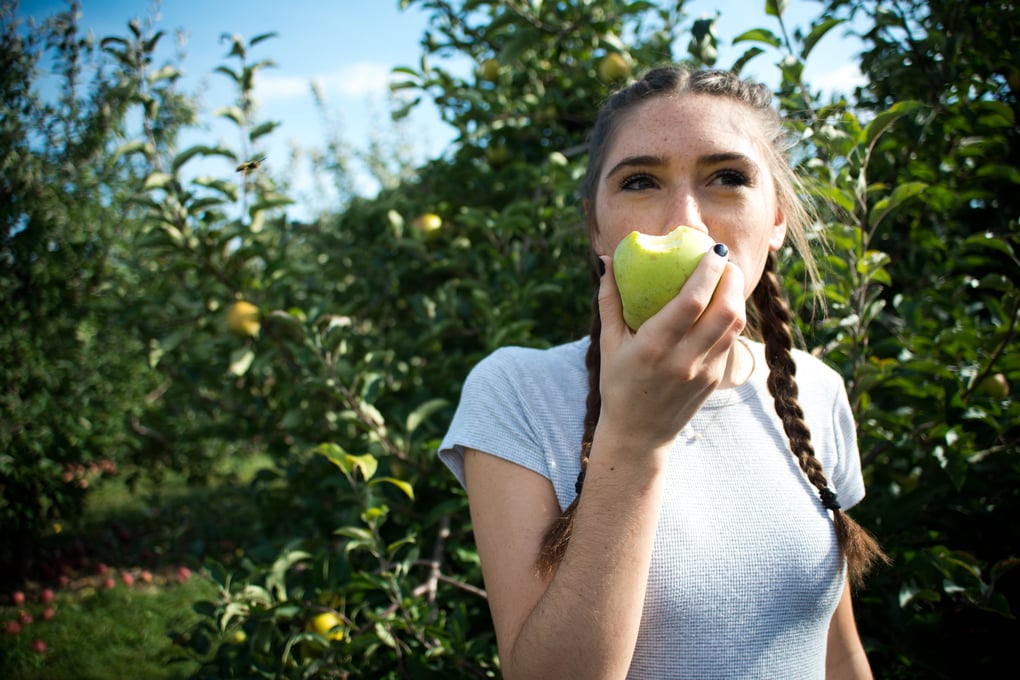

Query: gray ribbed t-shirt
[439,337,865,679]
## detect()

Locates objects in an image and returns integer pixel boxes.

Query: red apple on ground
[176,565,192,584]
[32,639,47,653]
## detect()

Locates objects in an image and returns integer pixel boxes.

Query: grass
[0,452,277,680]
[1,575,215,680]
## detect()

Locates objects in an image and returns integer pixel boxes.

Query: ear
[768,207,787,252]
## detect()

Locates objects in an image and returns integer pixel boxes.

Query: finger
[687,260,747,353]
[596,255,627,341]
[640,242,730,340]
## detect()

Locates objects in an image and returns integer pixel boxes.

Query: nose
[662,190,708,235]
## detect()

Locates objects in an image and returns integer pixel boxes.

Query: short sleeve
[437,348,553,489]
[829,378,865,510]
[436,341,589,508]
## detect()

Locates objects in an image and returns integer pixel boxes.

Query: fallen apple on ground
[613,225,716,331]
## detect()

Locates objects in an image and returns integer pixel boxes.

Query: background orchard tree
[2,0,1017,678]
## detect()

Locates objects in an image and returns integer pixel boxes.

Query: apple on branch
[612,225,716,331]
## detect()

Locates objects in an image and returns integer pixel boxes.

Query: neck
[719,337,754,390]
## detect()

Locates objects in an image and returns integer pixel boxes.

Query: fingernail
[713,243,729,257]
[597,257,607,277]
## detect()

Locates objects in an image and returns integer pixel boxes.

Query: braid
[536,259,603,577]
[752,253,889,586]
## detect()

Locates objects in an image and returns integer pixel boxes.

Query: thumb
[597,255,627,339]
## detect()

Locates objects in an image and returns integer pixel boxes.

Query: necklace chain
[682,338,753,443]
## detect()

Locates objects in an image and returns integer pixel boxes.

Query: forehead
[603,93,766,167]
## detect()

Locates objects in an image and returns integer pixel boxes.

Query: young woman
[438,66,888,679]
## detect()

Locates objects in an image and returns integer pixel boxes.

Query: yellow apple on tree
[306,611,345,642]
[598,52,631,83]
[411,213,443,240]
[613,225,716,331]
[226,300,260,337]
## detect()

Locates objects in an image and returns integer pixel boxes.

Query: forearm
[501,437,667,680]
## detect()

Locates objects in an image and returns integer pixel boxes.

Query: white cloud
[257,62,393,101]
[256,74,310,100]
[811,62,867,96]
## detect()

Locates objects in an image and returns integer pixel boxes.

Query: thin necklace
[681,339,754,443]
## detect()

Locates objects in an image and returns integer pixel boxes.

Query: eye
[620,173,658,191]
[711,168,753,187]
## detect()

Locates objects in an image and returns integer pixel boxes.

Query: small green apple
[977,373,1010,400]
[613,225,716,331]
[480,58,501,83]
[598,53,631,83]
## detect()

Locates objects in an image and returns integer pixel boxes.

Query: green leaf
[730,46,765,75]
[870,181,928,228]
[172,145,235,174]
[801,17,845,59]
[229,348,255,376]
[249,193,294,213]
[192,176,239,201]
[147,64,180,84]
[249,120,280,142]
[864,100,923,150]
[405,398,448,435]
[214,105,245,126]
[369,476,415,500]
[143,172,174,190]
[249,32,278,47]
[318,447,379,481]
[732,28,781,47]
[765,0,787,18]
[963,233,1015,257]
[113,140,154,161]
[213,65,240,83]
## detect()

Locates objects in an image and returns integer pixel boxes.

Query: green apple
[598,53,631,83]
[480,58,501,83]
[612,225,716,331]
[977,373,1010,399]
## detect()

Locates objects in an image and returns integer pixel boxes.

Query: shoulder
[463,338,589,396]
[790,347,845,389]
[439,338,590,498]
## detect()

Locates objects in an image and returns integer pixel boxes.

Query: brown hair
[537,66,888,586]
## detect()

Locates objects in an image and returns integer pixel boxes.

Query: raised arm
[463,253,746,679]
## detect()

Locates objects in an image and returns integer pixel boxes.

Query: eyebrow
[604,151,758,180]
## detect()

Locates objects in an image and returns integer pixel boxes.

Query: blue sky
[16,1,865,218]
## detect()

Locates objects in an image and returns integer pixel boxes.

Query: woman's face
[590,93,786,299]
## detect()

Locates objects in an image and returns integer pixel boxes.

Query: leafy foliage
[3,0,1017,677]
